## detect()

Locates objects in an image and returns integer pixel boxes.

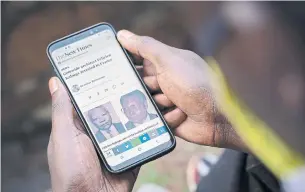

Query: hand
[118,30,245,151]
[47,77,138,192]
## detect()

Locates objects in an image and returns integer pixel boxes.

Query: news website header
[52,30,113,63]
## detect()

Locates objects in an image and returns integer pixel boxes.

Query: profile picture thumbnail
[120,89,158,130]
[86,102,126,143]
[72,84,80,92]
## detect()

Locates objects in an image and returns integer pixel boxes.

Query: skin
[48,78,139,192]
[122,95,148,124]
[48,30,245,192]
[117,30,244,149]
[88,107,112,130]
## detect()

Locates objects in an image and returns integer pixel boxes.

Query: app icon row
[112,126,168,155]
[86,81,125,100]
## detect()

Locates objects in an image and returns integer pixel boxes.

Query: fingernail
[49,77,58,95]
[117,30,135,40]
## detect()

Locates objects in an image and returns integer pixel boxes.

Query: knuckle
[181,49,201,61]
[52,95,69,114]
[51,93,63,112]
[139,36,158,55]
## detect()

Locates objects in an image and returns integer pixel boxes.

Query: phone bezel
[46,22,176,173]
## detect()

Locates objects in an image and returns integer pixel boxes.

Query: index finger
[117,30,173,72]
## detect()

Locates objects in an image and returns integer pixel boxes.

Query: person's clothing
[125,113,158,130]
[100,125,120,140]
[196,150,281,192]
[133,113,153,127]
[95,123,125,143]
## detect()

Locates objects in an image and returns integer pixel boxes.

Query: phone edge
[46,22,176,174]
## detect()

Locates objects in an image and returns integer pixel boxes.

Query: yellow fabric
[207,57,304,179]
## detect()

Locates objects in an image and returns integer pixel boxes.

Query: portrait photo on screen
[120,89,158,130]
[85,102,126,143]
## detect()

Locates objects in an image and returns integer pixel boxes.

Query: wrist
[214,115,248,152]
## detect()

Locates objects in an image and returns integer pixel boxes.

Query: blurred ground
[134,139,223,192]
[1,2,221,192]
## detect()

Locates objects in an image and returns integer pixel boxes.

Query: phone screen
[47,24,175,172]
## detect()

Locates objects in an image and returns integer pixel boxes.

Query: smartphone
[47,23,176,173]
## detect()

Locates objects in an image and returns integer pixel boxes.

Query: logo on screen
[55,44,93,62]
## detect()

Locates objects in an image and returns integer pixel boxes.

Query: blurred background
[1,2,223,192]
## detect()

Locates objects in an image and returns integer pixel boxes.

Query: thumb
[117,30,174,72]
[49,77,74,128]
